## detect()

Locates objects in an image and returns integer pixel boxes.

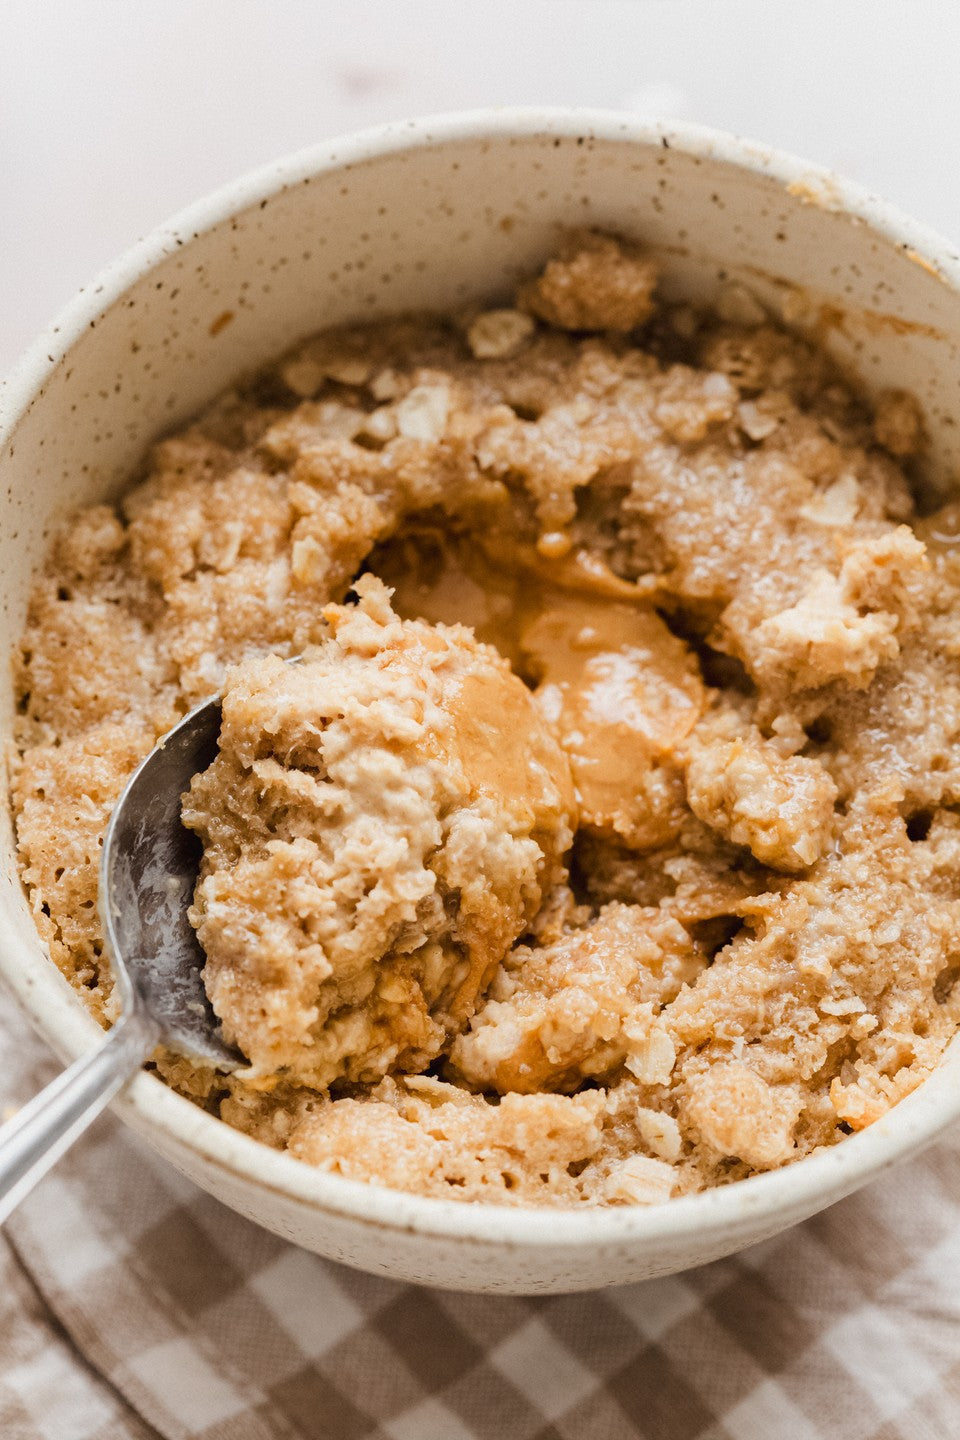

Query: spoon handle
[0,1009,160,1224]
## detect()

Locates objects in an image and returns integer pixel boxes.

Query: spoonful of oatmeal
[0,577,577,1218]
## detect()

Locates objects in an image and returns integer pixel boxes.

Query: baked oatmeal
[13,231,960,1207]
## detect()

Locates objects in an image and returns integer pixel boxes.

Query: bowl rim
[4,105,960,1251]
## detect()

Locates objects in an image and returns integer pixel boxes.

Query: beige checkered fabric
[2,995,960,1440]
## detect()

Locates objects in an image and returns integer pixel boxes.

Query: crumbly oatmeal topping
[13,232,960,1207]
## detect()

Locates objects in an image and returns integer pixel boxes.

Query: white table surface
[3,0,960,377]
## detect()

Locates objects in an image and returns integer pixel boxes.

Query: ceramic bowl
[3,110,960,1294]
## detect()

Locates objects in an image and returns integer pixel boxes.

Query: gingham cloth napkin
[2,995,960,1440]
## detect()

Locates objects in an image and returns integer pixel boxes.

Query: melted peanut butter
[440,667,578,830]
[481,534,661,603]
[378,530,526,665]
[378,533,704,851]
[521,596,704,849]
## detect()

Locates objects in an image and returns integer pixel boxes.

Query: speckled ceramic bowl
[2,111,960,1294]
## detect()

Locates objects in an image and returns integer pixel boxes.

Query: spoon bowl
[100,695,238,1068]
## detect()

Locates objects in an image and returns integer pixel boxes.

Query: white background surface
[2,0,960,374]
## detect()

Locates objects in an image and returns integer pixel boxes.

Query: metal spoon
[0,695,239,1223]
